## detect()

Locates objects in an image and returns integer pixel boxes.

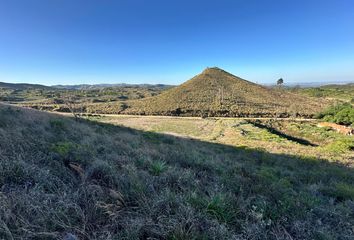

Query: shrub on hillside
[51,141,76,159]
[317,103,354,126]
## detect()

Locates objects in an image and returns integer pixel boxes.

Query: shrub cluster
[317,103,354,126]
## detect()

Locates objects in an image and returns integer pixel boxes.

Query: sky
[0,0,354,85]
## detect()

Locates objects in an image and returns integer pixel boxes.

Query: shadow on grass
[1,104,354,239]
[247,120,318,146]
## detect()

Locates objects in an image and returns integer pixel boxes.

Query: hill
[1,103,354,239]
[122,67,328,117]
[0,81,52,90]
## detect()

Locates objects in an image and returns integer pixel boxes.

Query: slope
[0,103,353,239]
[123,67,328,117]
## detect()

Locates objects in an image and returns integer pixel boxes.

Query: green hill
[1,103,353,239]
[122,67,328,117]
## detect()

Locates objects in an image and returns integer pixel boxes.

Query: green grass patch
[49,119,66,132]
[149,160,168,176]
[324,139,354,153]
[321,182,354,201]
[51,141,77,158]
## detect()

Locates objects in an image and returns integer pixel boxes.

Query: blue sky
[0,0,353,85]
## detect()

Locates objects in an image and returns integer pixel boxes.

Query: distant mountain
[122,67,329,117]
[0,82,52,90]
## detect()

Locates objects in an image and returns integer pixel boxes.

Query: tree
[277,78,284,87]
[63,91,82,121]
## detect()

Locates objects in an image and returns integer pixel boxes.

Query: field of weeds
[0,104,353,239]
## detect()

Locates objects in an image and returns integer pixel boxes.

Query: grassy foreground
[0,104,354,239]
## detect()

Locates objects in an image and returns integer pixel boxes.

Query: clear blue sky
[0,0,353,85]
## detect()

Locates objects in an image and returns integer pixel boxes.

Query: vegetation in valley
[0,82,171,114]
[1,104,352,239]
[293,83,354,103]
[316,103,354,126]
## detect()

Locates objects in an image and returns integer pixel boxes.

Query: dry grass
[1,104,354,239]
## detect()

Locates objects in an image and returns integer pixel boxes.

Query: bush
[51,141,76,159]
[317,103,354,126]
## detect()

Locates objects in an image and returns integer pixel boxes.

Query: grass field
[1,78,353,239]
[97,115,354,164]
[1,104,354,239]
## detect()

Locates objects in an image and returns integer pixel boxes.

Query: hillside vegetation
[0,84,171,114]
[293,83,354,103]
[0,104,354,239]
[317,103,354,126]
[123,68,328,118]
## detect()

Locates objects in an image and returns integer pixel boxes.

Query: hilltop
[1,103,354,239]
[122,67,328,117]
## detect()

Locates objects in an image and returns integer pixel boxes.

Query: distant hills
[2,79,352,91]
[52,83,173,90]
[0,82,52,90]
[0,81,172,91]
[122,67,329,117]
